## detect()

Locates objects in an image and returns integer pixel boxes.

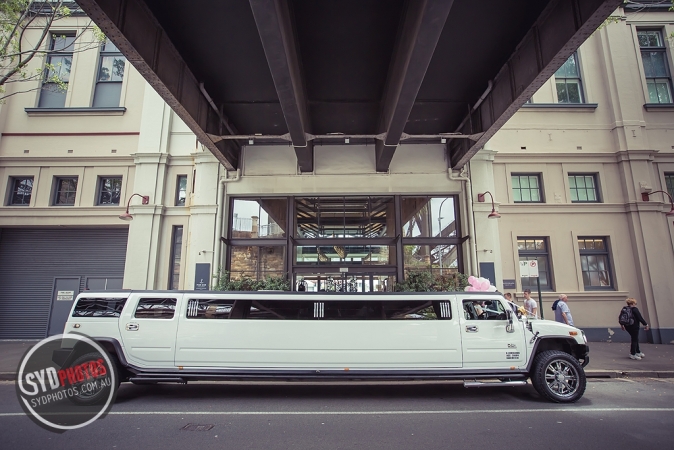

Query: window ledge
[643,103,674,112]
[25,107,126,116]
[520,103,598,112]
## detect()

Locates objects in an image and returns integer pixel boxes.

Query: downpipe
[448,167,478,276]
[212,168,242,285]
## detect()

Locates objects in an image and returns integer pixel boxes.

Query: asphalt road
[1,378,673,450]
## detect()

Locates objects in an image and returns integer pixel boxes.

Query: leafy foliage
[214,270,291,291]
[395,271,469,292]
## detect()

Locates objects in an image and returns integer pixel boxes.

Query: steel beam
[375,0,454,173]
[449,0,623,169]
[76,0,240,170]
[249,0,314,173]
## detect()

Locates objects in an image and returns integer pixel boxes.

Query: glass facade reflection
[227,195,462,287]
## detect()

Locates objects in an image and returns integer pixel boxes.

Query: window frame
[97,176,123,206]
[665,172,674,200]
[554,52,585,104]
[38,33,75,108]
[52,176,78,206]
[637,29,674,105]
[568,173,600,203]
[175,175,188,206]
[517,237,554,291]
[578,237,615,291]
[8,176,34,206]
[168,225,184,290]
[511,174,544,203]
[92,38,127,107]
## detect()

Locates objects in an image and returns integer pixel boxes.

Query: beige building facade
[0,5,673,343]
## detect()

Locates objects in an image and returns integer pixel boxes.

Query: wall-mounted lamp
[477,191,501,219]
[119,193,150,221]
[641,190,674,217]
[248,138,254,145]
[345,137,350,144]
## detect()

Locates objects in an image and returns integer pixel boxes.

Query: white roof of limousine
[75,291,505,300]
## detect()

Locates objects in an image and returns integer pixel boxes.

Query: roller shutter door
[0,228,128,339]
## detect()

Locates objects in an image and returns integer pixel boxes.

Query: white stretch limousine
[61,291,589,403]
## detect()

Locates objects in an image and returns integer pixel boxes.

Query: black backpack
[618,306,634,326]
[551,299,560,311]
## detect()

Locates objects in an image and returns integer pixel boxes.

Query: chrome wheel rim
[544,359,580,398]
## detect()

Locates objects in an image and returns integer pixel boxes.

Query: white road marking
[1,407,674,417]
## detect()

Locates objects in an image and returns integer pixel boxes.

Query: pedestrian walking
[553,294,574,326]
[523,288,538,317]
[620,298,649,360]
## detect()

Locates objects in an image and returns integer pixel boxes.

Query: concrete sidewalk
[1,340,672,381]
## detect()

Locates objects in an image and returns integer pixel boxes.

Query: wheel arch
[527,337,588,372]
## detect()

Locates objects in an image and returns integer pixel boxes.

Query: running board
[129,377,187,384]
[463,380,528,388]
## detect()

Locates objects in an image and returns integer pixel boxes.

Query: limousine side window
[72,297,127,317]
[246,300,314,320]
[186,299,235,319]
[134,298,177,319]
[463,300,507,320]
[321,301,450,320]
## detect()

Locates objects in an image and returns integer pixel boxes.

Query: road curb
[585,370,674,379]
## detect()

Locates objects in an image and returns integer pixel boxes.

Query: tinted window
[186,298,235,319]
[228,299,450,320]
[323,300,445,320]
[72,297,127,317]
[245,300,314,320]
[135,298,176,319]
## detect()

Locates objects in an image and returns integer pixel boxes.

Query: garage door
[0,228,128,339]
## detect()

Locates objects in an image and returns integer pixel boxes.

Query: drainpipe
[212,168,241,285]
[448,166,478,276]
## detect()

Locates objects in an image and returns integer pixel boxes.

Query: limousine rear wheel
[68,352,120,406]
[531,350,586,403]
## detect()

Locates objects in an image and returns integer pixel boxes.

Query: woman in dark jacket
[621,298,649,360]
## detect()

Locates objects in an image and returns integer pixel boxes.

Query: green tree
[0,1,103,102]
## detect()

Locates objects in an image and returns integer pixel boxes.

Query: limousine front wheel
[531,350,586,403]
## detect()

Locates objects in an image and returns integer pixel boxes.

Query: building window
[175,175,187,206]
[512,174,543,203]
[518,237,552,291]
[38,34,75,108]
[53,177,78,206]
[578,237,613,290]
[97,177,122,205]
[665,173,674,199]
[555,52,584,103]
[92,39,126,107]
[638,30,673,104]
[8,177,33,206]
[569,174,599,203]
[169,226,183,290]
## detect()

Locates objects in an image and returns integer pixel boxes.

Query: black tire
[68,351,119,406]
[530,350,586,403]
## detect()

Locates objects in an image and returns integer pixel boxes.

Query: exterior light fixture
[345,137,350,144]
[119,193,150,221]
[641,190,674,217]
[248,138,254,145]
[477,191,501,219]
[441,137,447,144]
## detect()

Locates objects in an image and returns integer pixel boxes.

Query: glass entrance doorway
[294,272,396,293]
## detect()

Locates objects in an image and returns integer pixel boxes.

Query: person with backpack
[620,298,649,360]
[553,294,574,326]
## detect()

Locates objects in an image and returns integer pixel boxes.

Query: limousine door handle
[465,325,478,332]
[126,323,139,331]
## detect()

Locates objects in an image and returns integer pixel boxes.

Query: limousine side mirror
[506,310,515,333]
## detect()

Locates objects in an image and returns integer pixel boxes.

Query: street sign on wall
[519,260,539,278]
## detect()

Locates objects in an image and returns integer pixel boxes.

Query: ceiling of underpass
[78,0,622,171]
